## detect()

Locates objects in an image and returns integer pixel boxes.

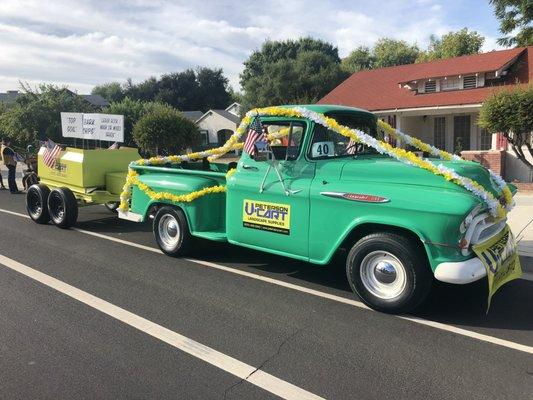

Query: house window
[463,75,477,89]
[433,117,446,150]
[480,128,492,150]
[424,80,437,93]
[440,76,461,91]
[453,115,471,152]
[199,129,209,146]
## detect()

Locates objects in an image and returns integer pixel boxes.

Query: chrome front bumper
[434,257,487,284]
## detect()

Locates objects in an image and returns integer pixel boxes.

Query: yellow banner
[472,225,522,310]
[243,199,291,235]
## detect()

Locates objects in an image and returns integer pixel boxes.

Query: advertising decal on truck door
[243,199,291,235]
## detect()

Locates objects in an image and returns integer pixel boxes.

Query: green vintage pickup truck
[119,105,518,313]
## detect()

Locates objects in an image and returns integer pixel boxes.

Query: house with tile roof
[320,47,532,155]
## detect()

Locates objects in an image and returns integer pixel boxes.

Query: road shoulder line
[0,253,323,400]
[1,207,532,355]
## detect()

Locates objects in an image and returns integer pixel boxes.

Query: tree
[122,68,232,112]
[341,46,375,73]
[478,85,533,168]
[91,82,125,103]
[0,83,96,145]
[490,0,532,47]
[132,103,200,155]
[373,38,420,68]
[105,97,145,146]
[240,37,345,110]
[124,76,159,102]
[417,29,485,62]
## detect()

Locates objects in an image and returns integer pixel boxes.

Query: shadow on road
[40,204,533,334]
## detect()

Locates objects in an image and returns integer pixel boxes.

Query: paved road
[0,191,532,399]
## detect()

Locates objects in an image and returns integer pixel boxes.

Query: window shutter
[463,75,477,89]
[424,80,437,93]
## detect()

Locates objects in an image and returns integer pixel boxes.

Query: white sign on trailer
[98,114,124,143]
[60,112,83,138]
[81,113,100,140]
[61,113,124,143]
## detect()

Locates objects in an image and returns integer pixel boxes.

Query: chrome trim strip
[320,191,390,203]
[320,191,346,199]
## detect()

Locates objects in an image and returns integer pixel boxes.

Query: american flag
[243,116,266,157]
[346,139,357,155]
[43,139,62,168]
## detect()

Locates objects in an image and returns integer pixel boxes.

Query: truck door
[226,120,315,259]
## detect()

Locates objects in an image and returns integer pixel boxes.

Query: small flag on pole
[346,139,357,155]
[243,116,266,157]
[43,139,62,168]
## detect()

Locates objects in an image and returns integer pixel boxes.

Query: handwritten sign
[98,114,124,142]
[61,113,124,142]
[82,113,99,140]
[60,113,83,138]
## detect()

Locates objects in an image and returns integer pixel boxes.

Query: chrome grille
[464,213,507,249]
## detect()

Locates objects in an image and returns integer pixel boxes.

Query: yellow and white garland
[119,106,513,219]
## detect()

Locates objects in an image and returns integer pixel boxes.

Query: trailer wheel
[48,187,78,228]
[153,206,193,256]
[346,232,432,314]
[26,184,50,224]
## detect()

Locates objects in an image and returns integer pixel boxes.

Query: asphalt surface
[0,190,532,399]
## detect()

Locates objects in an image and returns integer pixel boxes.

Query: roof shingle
[319,47,531,112]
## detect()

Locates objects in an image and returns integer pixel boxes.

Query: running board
[118,211,144,222]
[192,231,228,242]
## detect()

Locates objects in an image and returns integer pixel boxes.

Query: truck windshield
[309,113,381,159]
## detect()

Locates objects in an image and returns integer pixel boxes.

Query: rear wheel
[48,187,78,228]
[26,184,50,224]
[153,206,193,256]
[346,232,432,314]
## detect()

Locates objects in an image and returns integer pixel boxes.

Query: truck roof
[278,104,375,118]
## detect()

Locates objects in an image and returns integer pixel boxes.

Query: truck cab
[122,105,518,313]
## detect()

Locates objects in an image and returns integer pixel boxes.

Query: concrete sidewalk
[0,163,24,190]
[507,193,533,272]
[507,193,533,256]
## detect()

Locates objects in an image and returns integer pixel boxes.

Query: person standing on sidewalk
[1,139,21,194]
[0,139,8,190]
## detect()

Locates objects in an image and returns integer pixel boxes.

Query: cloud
[0,0,503,93]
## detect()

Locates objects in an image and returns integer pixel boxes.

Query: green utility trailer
[26,146,139,228]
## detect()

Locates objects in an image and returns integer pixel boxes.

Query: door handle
[243,165,258,171]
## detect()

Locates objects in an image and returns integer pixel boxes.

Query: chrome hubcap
[158,214,180,248]
[360,251,407,299]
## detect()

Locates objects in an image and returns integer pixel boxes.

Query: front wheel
[153,206,193,256]
[346,232,432,314]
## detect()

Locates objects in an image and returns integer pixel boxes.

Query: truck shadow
[75,209,533,333]
[194,240,533,332]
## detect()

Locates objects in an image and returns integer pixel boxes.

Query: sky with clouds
[0,0,506,94]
